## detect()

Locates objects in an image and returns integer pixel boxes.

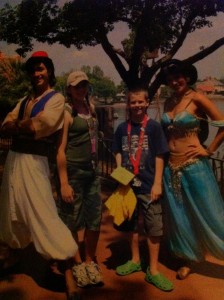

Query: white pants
[0,151,77,260]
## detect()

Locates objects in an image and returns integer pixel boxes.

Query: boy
[112,87,173,291]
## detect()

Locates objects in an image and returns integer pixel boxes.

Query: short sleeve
[112,123,124,154]
[149,120,169,156]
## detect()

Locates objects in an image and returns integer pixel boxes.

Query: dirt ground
[0,161,224,300]
[0,185,224,300]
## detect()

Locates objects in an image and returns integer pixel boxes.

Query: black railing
[0,137,224,196]
[210,156,224,196]
[98,137,116,176]
[98,138,224,197]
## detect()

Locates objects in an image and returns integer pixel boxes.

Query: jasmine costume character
[160,60,224,279]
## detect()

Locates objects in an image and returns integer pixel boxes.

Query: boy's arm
[115,152,122,167]
[151,154,164,202]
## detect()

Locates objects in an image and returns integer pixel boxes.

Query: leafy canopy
[0,56,31,119]
[0,59,118,119]
[56,65,117,99]
[0,0,224,99]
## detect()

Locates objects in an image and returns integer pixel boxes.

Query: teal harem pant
[163,157,224,262]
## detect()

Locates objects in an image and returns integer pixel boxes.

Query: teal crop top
[161,111,200,130]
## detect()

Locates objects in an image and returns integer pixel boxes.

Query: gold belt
[168,152,198,171]
[168,152,199,201]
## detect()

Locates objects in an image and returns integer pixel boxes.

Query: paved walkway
[0,185,224,300]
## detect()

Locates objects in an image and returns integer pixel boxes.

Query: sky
[0,1,224,84]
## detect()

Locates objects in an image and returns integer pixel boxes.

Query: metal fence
[98,138,224,197]
[209,156,224,196]
[0,137,224,196]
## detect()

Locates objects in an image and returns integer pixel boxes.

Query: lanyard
[127,115,148,175]
[85,116,97,154]
[73,103,97,154]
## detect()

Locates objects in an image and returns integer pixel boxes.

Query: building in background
[197,77,224,95]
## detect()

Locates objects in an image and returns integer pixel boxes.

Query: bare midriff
[168,132,200,168]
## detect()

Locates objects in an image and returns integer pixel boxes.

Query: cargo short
[114,193,163,237]
[57,164,102,232]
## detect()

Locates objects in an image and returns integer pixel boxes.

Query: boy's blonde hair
[127,87,149,104]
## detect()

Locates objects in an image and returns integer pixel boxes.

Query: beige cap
[67,71,89,87]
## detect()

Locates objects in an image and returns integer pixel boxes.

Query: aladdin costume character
[0,51,78,299]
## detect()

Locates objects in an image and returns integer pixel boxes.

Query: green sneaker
[116,260,141,276]
[145,267,174,291]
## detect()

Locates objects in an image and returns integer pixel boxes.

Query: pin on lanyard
[127,115,148,175]
[86,117,97,170]
[86,117,97,154]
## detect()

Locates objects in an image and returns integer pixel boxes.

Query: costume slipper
[177,266,191,280]
[145,268,174,291]
[116,260,141,276]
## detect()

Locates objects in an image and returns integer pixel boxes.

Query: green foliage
[0,59,117,120]
[0,0,224,99]
[81,65,117,98]
[55,74,67,95]
[55,65,117,99]
[117,81,128,94]
[0,56,31,119]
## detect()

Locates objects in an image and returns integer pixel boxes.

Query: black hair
[25,57,56,87]
[160,60,198,86]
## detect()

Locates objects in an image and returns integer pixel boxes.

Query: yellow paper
[110,166,135,186]
[105,184,137,226]
[122,186,137,220]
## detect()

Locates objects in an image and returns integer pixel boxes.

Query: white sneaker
[72,263,90,287]
[85,261,103,285]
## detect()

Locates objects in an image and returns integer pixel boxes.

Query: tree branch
[183,37,224,65]
[97,28,128,83]
[148,37,224,100]
[169,15,195,57]
[112,47,128,61]
[129,13,148,75]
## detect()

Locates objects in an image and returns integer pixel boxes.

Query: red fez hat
[30,51,49,58]
[25,50,54,73]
